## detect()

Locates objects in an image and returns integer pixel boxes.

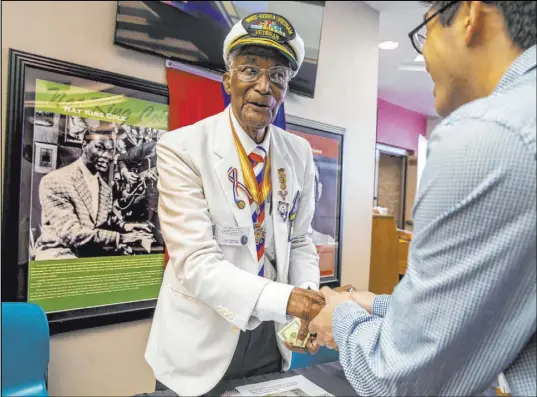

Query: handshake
[282,285,376,354]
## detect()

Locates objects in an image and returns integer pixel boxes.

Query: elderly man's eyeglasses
[408,0,460,54]
[232,64,293,87]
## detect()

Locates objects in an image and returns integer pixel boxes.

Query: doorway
[373,144,408,229]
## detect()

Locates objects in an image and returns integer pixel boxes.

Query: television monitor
[114,1,325,98]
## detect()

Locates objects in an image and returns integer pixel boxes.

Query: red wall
[376,98,427,153]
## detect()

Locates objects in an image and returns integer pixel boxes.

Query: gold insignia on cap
[226,13,299,70]
[242,13,296,43]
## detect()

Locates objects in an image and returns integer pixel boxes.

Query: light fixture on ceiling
[398,54,427,72]
[379,41,399,50]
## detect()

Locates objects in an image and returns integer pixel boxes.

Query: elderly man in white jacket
[144,12,325,397]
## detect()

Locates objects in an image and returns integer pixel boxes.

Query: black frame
[1,49,169,334]
[286,116,345,289]
[408,0,460,54]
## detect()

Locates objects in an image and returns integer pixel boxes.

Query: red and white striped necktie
[248,146,267,277]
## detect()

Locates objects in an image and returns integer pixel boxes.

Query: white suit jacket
[145,108,320,396]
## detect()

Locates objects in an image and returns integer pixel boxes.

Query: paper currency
[277,318,309,348]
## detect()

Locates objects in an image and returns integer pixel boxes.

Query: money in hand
[277,317,309,348]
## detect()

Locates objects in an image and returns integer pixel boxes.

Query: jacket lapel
[212,109,257,264]
[73,165,96,223]
[270,126,297,281]
[96,178,113,226]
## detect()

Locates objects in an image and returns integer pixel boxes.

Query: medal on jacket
[277,168,289,220]
[230,114,271,205]
[227,167,251,209]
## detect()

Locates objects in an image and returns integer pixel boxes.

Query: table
[137,362,357,397]
[210,361,357,396]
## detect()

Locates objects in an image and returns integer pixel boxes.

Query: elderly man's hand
[308,286,355,350]
[286,288,325,322]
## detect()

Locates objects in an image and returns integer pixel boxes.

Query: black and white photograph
[3,50,170,331]
[29,116,166,261]
[31,111,61,144]
[33,142,58,174]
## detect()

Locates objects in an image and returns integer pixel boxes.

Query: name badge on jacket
[213,225,250,246]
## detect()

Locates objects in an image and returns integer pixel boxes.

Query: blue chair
[2,302,50,396]
[290,347,339,370]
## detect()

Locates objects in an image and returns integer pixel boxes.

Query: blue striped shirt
[333,46,536,396]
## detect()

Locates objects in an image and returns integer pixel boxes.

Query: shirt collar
[229,106,271,156]
[494,45,536,94]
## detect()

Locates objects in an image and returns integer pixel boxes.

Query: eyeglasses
[232,64,293,87]
[408,0,460,54]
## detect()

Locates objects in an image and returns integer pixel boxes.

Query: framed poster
[2,49,169,333]
[286,115,344,287]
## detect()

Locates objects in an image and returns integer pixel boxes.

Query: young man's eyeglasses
[232,64,293,87]
[408,0,460,54]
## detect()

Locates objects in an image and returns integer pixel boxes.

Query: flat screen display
[114,1,325,98]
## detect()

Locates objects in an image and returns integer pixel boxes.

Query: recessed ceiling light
[398,64,427,72]
[414,54,425,62]
[379,41,399,50]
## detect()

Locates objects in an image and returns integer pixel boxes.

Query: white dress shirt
[230,110,318,325]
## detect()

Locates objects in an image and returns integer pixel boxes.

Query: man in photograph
[115,123,161,245]
[34,123,152,260]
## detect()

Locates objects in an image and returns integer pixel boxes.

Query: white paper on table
[234,375,333,396]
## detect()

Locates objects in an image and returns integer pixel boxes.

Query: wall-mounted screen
[114,1,325,98]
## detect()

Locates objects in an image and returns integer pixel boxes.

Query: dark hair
[83,123,117,143]
[421,1,536,50]
[226,45,291,70]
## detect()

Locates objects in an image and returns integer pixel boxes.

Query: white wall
[2,1,379,395]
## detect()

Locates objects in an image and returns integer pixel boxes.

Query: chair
[1,302,50,396]
[290,347,339,370]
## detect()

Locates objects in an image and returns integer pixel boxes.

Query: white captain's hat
[223,13,305,72]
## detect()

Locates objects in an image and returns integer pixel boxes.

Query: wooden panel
[496,388,511,396]
[369,215,400,294]
[397,228,412,242]
[398,239,409,275]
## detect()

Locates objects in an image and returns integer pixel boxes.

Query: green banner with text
[28,255,165,313]
[34,79,168,130]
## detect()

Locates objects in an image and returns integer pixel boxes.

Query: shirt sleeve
[371,294,391,317]
[331,118,536,396]
[252,281,318,324]
[252,282,295,324]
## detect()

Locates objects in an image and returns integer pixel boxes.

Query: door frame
[374,143,409,229]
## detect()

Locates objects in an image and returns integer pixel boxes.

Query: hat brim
[228,37,298,71]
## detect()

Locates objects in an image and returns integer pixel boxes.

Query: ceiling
[365,1,438,117]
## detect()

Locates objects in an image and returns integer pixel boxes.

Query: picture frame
[286,115,345,288]
[2,49,169,334]
[33,142,58,174]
